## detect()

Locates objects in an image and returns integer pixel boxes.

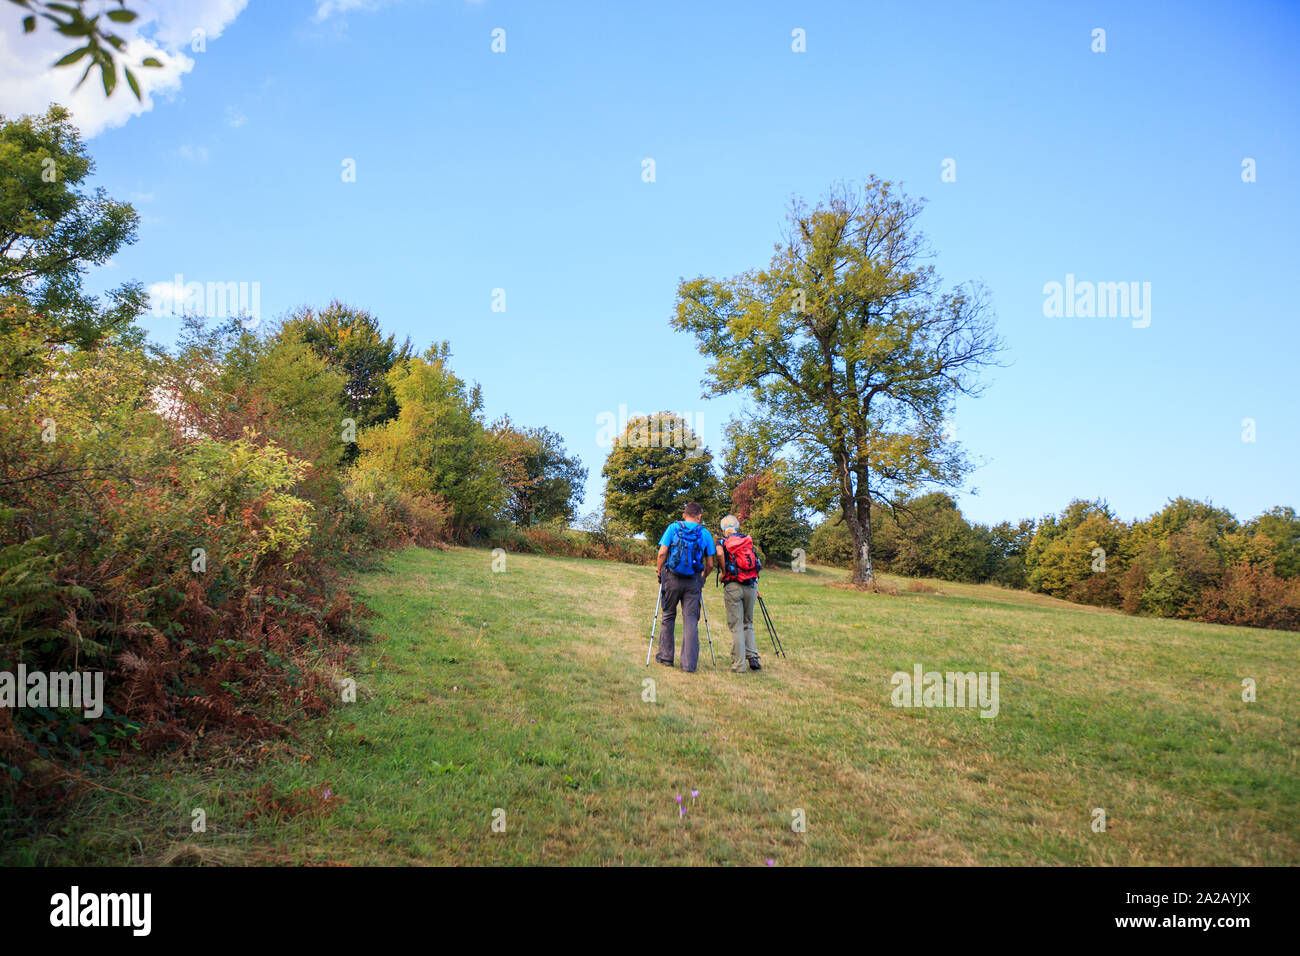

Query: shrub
[0,335,367,813]
[342,470,452,549]
[809,517,854,568]
[480,522,654,566]
[1192,563,1300,631]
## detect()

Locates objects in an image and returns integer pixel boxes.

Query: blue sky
[10,0,1297,528]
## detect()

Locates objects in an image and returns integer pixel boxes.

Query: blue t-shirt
[659,520,716,558]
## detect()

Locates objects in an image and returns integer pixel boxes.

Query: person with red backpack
[716,513,762,672]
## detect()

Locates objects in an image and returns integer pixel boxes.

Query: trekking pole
[756,594,775,654]
[756,594,781,657]
[700,598,717,667]
[645,587,664,667]
[764,595,786,658]
[756,592,787,658]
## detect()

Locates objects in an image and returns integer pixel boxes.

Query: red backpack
[720,533,762,583]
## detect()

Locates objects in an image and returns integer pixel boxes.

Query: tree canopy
[353,348,502,538]
[0,105,145,356]
[494,420,588,527]
[600,412,723,541]
[280,301,414,455]
[673,178,1002,586]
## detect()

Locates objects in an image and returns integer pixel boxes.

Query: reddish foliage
[1192,563,1300,631]
[731,475,761,524]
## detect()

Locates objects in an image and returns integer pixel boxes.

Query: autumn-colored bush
[0,333,367,812]
[1065,571,1123,609]
[1192,563,1300,631]
[0,107,473,819]
[342,469,453,549]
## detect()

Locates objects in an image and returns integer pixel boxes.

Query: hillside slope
[15,545,1297,865]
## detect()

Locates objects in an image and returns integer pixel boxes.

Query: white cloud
[0,0,249,138]
[147,0,249,50]
[176,144,209,163]
[225,105,247,128]
[313,0,396,21]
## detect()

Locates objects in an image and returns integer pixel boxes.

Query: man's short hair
[683,501,703,518]
[720,514,740,532]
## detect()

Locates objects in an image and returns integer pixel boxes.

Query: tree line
[598,413,1300,631]
[808,493,1300,629]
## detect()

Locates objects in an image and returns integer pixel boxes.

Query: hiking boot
[747,658,762,671]
[656,657,674,667]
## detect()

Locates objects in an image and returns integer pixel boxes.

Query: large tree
[0,105,145,357]
[672,178,1001,587]
[601,412,723,541]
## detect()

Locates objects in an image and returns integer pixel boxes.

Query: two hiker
[654,503,762,674]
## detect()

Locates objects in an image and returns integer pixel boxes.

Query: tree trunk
[856,512,876,588]
[835,451,877,590]
[851,463,877,590]
[842,503,877,590]
[850,525,877,589]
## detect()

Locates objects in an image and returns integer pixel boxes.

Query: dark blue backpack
[667,521,706,576]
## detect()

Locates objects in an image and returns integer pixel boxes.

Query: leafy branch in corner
[8,0,161,99]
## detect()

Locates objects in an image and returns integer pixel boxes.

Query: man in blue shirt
[653,501,716,672]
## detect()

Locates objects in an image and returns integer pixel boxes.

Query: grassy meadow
[11,545,1297,866]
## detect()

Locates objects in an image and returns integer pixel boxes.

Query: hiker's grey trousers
[723,580,758,670]
[657,571,703,672]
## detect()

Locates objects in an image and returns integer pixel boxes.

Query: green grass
[10,545,1297,865]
